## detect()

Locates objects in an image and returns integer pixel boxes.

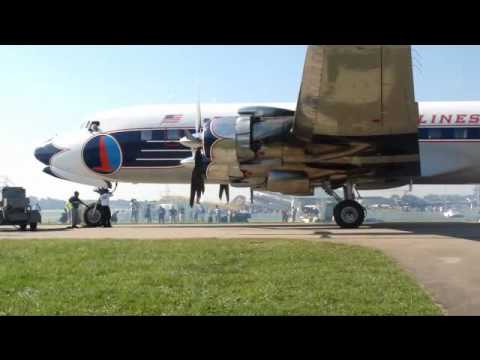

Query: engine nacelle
[202,107,295,185]
[266,170,313,196]
[203,117,243,182]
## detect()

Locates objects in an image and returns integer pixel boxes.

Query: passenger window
[454,128,468,139]
[469,128,480,139]
[418,128,428,139]
[442,128,454,139]
[141,130,153,141]
[166,129,181,140]
[428,128,442,139]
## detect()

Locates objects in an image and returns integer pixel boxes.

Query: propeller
[187,94,208,208]
[196,94,202,134]
[219,184,230,203]
[181,99,203,147]
[189,148,206,207]
[250,188,254,204]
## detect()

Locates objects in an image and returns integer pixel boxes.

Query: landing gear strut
[323,182,366,229]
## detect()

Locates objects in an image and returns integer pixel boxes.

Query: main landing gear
[323,182,366,229]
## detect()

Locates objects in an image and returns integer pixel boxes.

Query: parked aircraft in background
[35,45,479,228]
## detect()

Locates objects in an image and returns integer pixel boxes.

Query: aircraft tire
[84,204,103,227]
[30,223,38,231]
[333,200,365,229]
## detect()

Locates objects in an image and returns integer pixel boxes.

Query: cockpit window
[141,130,153,141]
[88,121,100,132]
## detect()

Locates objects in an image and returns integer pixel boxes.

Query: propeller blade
[250,188,254,204]
[189,182,196,207]
[219,184,230,203]
[184,129,195,141]
[196,94,202,134]
[189,148,206,208]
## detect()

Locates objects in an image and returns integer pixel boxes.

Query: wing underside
[292,45,420,184]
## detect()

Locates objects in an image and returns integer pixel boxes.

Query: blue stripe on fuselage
[110,129,194,168]
[419,127,480,140]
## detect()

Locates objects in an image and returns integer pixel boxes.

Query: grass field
[0,238,442,315]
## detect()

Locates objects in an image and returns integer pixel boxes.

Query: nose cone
[34,143,62,166]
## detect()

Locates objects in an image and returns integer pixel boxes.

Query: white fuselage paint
[41,101,480,188]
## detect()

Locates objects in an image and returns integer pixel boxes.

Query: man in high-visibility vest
[65,200,73,225]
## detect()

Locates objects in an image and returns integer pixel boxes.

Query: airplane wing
[292,45,420,186]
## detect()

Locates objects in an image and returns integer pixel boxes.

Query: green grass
[0,239,441,315]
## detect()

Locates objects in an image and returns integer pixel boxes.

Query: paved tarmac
[2,222,480,315]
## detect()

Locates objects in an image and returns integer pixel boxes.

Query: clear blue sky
[0,45,478,200]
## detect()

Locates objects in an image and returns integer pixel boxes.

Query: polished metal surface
[266,170,312,195]
[294,45,419,139]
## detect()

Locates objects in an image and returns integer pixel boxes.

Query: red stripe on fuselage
[94,136,112,172]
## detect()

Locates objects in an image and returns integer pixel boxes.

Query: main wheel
[30,223,38,231]
[333,200,365,229]
[84,204,103,227]
[19,224,27,231]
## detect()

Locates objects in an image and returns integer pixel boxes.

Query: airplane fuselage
[34,101,480,190]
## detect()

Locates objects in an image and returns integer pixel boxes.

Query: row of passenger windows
[140,129,193,141]
[419,128,480,140]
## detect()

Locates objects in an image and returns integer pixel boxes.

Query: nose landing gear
[322,182,366,229]
[84,203,103,227]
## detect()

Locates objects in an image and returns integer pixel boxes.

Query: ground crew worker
[99,189,113,228]
[64,200,72,224]
[68,191,88,229]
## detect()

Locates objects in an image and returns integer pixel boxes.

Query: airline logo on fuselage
[83,135,122,175]
[418,114,480,125]
[161,115,184,124]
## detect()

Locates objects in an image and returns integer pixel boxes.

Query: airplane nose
[34,143,62,166]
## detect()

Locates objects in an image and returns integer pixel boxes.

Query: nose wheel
[333,200,365,229]
[84,204,103,227]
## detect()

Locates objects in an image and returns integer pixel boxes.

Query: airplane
[33,45,480,228]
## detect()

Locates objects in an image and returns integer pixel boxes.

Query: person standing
[170,207,177,224]
[99,189,113,228]
[291,207,297,223]
[68,191,88,229]
[179,207,185,223]
[145,203,152,224]
[111,211,119,224]
[130,199,139,223]
[158,205,166,224]
[64,200,72,225]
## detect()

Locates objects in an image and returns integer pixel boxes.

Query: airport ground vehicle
[231,211,251,223]
[0,187,41,231]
